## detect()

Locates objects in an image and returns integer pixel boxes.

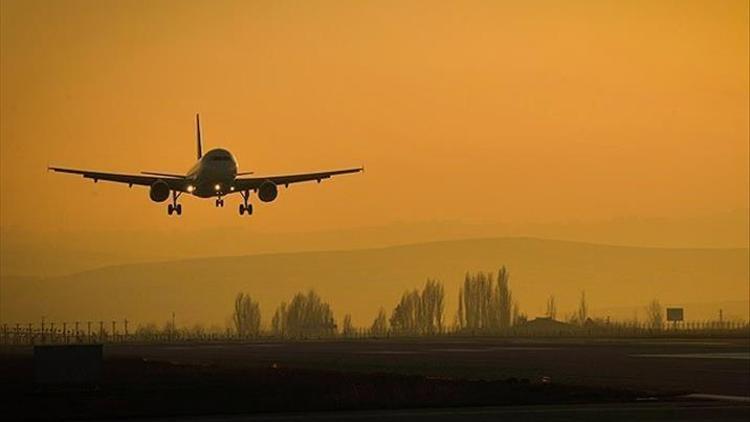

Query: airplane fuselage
[185,148,238,198]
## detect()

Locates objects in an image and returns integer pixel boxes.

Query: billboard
[666,308,684,322]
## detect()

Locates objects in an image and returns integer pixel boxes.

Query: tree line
[230,266,685,338]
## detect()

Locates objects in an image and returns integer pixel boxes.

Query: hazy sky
[2,0,748,234]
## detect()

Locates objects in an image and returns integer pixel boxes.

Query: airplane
[49,114,363,216]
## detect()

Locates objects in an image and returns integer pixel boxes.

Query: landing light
[214,184,221,191]
[230,186,235,191]
[187,185,195,193]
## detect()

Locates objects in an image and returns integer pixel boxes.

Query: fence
[1,319,748,346]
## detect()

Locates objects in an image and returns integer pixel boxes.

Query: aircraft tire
[239,204,245,215]
[168,204,174,215]
[247,204,253,215]
[176,204,182,215]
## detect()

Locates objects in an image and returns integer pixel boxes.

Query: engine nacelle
[149,179,170,202]
[258,180,278,202]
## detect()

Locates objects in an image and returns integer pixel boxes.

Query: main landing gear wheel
[168,204,182,215]
[167,191,183,216]
[239,190,253,216]
[215,198,225,207]
[239,203,253,216]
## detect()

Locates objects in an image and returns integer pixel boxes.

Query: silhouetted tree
[341,314,355,337]
[458,272,493,331]
[457,288,465,329]
[371,307,388,337]
[645,299,663,329]
[277,290,336,338]
[233,292,261,338]
[457,268,514,332]
[546,295,557,320]
[272,302,287,337]
[497,267,512,328]
[390,289,421,335]
[389,280,446,336]
[420,279,445,334]
[576,291,588,325]
[512,300,521,326]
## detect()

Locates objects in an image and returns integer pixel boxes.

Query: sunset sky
[1,0,748,236]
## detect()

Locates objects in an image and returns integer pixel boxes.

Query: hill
[1,237,747,327]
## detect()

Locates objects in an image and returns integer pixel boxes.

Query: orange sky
[1,0,748,235]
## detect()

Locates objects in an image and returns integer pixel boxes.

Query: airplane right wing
[233,167,363,191]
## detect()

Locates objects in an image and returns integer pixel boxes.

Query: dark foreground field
[1,337,748,420]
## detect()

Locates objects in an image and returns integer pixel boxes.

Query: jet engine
[149,180,170,202]
[258,180,278,202]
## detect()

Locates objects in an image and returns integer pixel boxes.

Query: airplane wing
[233,167,363,191]
[48,166,189,191]
[141,171,187,178]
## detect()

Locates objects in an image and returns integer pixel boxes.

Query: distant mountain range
[2,208,748,278]
[2,237,747,328]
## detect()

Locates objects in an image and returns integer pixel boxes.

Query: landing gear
[215,197,225,207]
[167,191,183,216]
[239,203,253,215]
[239,190,253,216]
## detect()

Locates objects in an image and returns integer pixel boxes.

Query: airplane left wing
[233,167,363,191]
[48,167,188,191]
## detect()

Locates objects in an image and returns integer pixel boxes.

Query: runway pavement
[104,337,750,397]
[142,402,750,422]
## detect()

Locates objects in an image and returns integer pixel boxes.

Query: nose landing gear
[215,197,225,207]
[239,190,253,216]
[167,191,183,216]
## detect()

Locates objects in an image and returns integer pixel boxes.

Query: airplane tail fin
[196,113,203,159]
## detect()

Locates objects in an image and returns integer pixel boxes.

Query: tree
[546,295,557,320]
[341,314,355,337]
[497,267,512,328]
[281,290,336,338]
[371,307,388,337]
[420,279,445,335]
[390,289,421,335]
[389,280,446,336]
[645,299,663,329]
[458,271,493,331]
[512,301,520,326]
[233,293,261,338]
[576,291,588,325]
[457,268,514,332]
[272,302,287,337]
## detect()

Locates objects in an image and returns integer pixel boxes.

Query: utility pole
[123,319,129,340]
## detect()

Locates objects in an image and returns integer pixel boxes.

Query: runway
[143,402,750,422]
[2,336,748,420]
[105,337,750,397]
